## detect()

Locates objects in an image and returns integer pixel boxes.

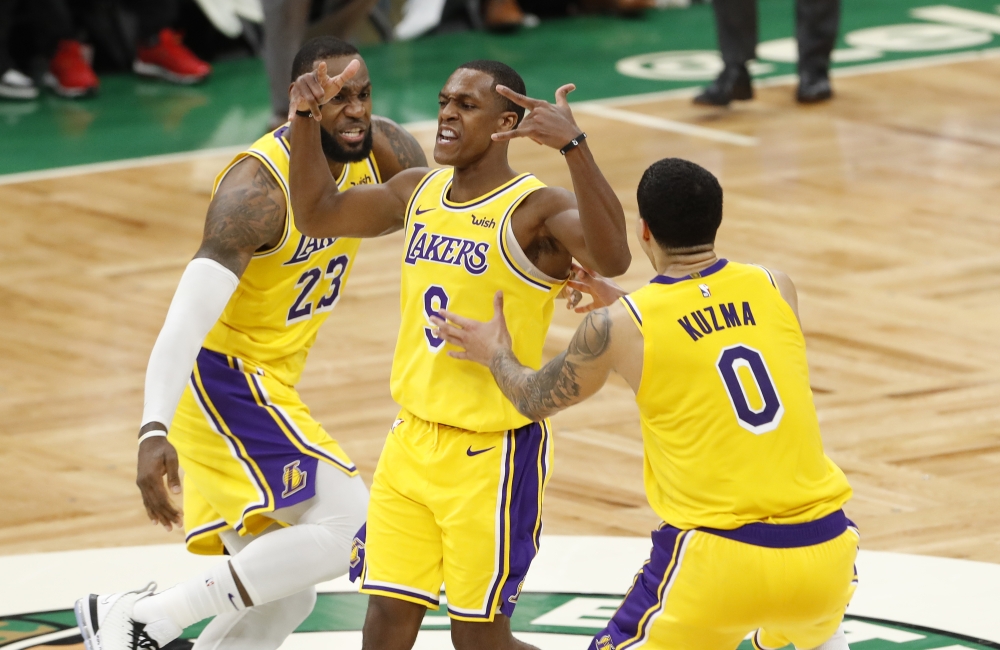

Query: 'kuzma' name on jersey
[621,260,852,530]
[201,124,380,387]
[390,169,567,433]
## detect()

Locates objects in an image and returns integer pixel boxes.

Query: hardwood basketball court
[1,57,999,568]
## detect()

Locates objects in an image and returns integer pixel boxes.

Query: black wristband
[295,109,313,118]
[560,132,587,155]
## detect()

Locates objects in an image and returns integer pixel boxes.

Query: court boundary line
[2,46,999,186]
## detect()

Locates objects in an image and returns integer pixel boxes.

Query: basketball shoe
[134,30,211,84]
[75,583,181,650]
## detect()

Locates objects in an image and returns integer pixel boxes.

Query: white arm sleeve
[141,258,240,431]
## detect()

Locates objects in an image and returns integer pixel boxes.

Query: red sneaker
[134,29,211,84]
[44,40,99,98]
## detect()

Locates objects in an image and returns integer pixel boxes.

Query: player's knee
[451,617,513,650]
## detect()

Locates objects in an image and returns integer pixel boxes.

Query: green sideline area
[0,595,995,649]
[0,0,998,175]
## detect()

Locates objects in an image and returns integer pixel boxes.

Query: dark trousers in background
[126,0,179,43]
[0,0,74,72]
[712,0,840,76]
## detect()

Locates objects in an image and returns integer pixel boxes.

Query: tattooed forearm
[489,309,612,421]
[377,118,427,170]
[197,162,286,276]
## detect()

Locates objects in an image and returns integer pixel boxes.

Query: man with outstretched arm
[432,157,859,650]
[287,59,630,649]
[74,37,427,650]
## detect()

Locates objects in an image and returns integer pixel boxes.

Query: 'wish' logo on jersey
[404,222,489,275]
[284,234,338,265]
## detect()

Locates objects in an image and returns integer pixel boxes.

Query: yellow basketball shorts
[169,348,358,555]
[590,511,859,650]
[349,409,553,622]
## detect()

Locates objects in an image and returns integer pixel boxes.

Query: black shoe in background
[693,64,754,107]
[796,73,833,103]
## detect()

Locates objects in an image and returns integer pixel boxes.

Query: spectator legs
[711,0,757,67]
[129,0,180,45]
[262,0,311,126]
[796,0,840,77]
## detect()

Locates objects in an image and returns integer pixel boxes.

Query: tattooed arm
[195,156,287,276]
[430,291,644,421]
[371,116,428,180]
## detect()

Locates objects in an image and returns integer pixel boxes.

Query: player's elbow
[592,248,632,277]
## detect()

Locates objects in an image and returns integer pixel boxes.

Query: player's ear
[639,218,652,242]
[498,111,519,133]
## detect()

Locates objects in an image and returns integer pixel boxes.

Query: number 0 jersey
[202,125,380,386]
[621,260,852,530]
[390,169,567,432]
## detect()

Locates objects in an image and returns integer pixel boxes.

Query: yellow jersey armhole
[498,186,562,291]
[368,152,382,184]
[403,168,443,230]
[219,150,291,259]
[750,263,778,288]
[620,295,643,333]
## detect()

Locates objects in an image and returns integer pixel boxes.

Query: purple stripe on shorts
[349,523,367,583]
[589,525,687,650]
[699,509,850,548]
[365,583,440,608]
[497,420,547,618]
[195,348,318,511]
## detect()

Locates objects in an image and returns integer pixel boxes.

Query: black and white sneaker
[75,583,159,650]
[0,68,39,100]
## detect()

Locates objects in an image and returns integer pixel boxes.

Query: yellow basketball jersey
[202,125,380,386]
[621,260,852,529]
[390,169,567,432]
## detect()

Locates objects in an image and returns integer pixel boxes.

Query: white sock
[133,562,247,645]
[798,625,850,650]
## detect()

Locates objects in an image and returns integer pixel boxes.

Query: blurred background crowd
[0,0,707,129]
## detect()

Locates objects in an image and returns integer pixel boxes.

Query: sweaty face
[434,69,517,167]
[318,55,373,163]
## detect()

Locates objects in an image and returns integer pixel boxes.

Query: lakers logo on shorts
[281,460,308,498]
[350,536,365,569]
[508,578,526,605]
[595,634,615,650]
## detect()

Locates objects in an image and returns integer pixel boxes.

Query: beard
[320,125,374,163]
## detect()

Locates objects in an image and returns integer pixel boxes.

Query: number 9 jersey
[390,169,567,433]
[620,259,852,530]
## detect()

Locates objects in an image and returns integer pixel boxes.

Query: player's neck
[449,150,518,203]
[327,160,346,181]
[651,247,719,278]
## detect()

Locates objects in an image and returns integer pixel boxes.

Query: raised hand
[567,262,627,313]
[288,59,361,122]
[491,84,583,149]
[136,431,184,531]
[429,291,513,366]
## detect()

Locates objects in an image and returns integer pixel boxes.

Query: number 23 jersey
[390,169,567,433]
[621,260,852,530]
[202,125,379,387]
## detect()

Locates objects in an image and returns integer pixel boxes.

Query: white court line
[3,47,1000,186]
[574,103,759,147]
[3,628,79,650]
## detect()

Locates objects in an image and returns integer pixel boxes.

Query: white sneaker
[75,583,164,650]
[0,68,39,100]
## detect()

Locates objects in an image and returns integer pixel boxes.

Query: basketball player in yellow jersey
[287,59,630,648]
[432,158,858,650]
[74,38,427,650]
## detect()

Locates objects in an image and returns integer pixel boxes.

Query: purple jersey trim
[649,258,729,285]
[698,509,852,549]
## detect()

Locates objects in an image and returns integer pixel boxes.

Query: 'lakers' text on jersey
[203,125,380,387]
[390,169,567,432]
[621,260,852,530]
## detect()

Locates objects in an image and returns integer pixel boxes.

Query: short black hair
[457,60,527,125]
[636,158,723,249]
[291,37,359,82]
